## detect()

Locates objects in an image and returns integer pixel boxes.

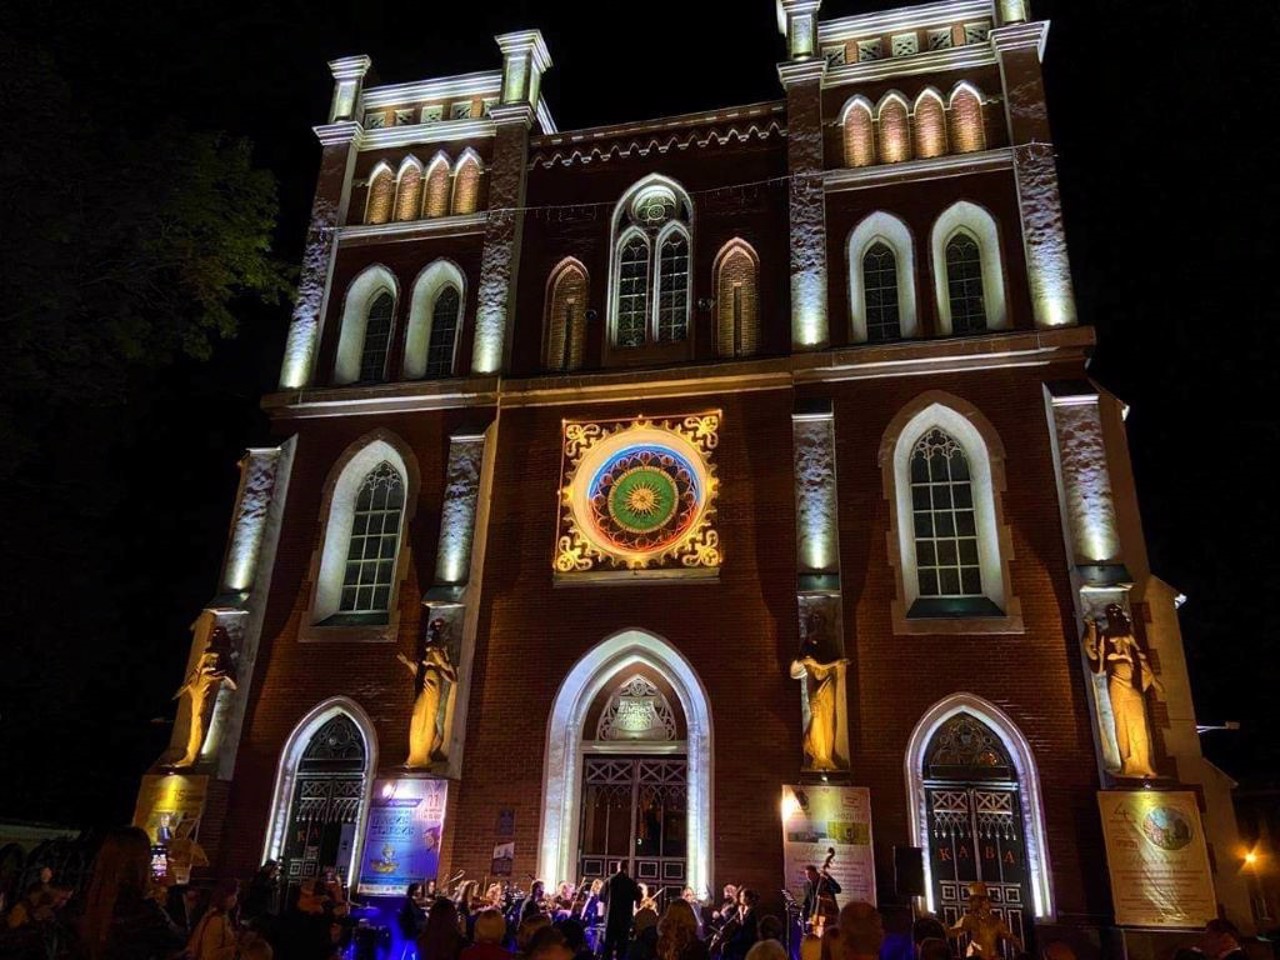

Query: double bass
[809,848,838,937]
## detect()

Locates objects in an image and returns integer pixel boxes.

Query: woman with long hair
[187,879,240,960]
[78,826,184,960]
[657,900,708,960]
[419,896,464,960]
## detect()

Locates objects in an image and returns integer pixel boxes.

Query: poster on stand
[1097,790,1216,928]
[357,777,448,897]
[133,774,209,844]
[781,784,876,906]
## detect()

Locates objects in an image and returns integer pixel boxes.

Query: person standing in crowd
[837,903,883,960]
[679,889,704,939]
[722,890,760,960]
[517,916,553,957]
[744,942,787,960]
[279,878,332,960]
[243,861,281,926]
[657,900,708,960]
[399,883,428,941]
[419,896,464,960]
[628,908,659,960]
[165,885,205,937]
[1203,919,1248,960]
[522,882,548,924]
[602,863,641,960]
[76,826,186,960]
[556,918,594,960]
[461,908,513,960]
[187,879,240,960]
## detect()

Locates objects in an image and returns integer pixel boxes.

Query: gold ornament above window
[554,414,721,579]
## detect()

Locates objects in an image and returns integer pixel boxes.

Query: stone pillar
[792,399,850,774]
[169,440,297,781]
[990,23,1076,329]
[422,427,496,779]
[1044,382,1136,778]
[778,56,829,350]
[472,32,551,375]
[279,58,369,389]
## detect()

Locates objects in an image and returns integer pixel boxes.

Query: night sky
[1,0,1275,828]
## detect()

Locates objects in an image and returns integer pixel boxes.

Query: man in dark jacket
[601,862,640,960]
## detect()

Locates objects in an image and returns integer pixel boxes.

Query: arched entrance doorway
[540,630,713,898]
[905,694,1054,939]
[921,713,1029,950]
[263,698,377,894]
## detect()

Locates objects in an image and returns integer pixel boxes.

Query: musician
[712,886,738,928]
[602,862,641,960]
[801,864,841,931]
[681,888,704,938]
[521,881,548,923]
[722,889,759,960]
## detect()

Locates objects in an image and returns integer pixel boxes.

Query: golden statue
[948,882,1021,958]
[397,619,459,768]
[1084,604,1163,779]
[790,639,849,772]
[172,651,237,768]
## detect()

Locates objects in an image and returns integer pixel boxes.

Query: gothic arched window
[358,292,394,382]
[425,286,460,378]
[945,233,987,334]
[714,241,759,358]
[609,178,693,348]
[909,428,981,600]
[339,461,405,616]
[545,259,589,372]
[862,242,902,342]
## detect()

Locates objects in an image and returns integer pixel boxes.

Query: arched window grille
[862,242,902,342]
[339,462,405,615]
[945,233,987,334]
[616,233,651,348]
[909,429,981,599]
[358,292,394,382]
[425,286,460,378]
[657,232,690,342]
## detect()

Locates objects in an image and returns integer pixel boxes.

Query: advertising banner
[133,774,209,844]
[782,784,876,907]
[357,777,449,897]
[1097,790,1217,928]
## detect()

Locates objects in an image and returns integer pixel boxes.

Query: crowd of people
[0,836,1259,960]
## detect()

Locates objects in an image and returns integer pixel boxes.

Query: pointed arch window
[862,242,901,342]
[365,166,394,225]
[843,99,876,168]
[424,156,451,218]
[357,292,394,382]
[945,233,987,334]
[451,153,482,215]
[657,230,690,342]
[425,286,460,378]
[609,179,694,348]
[393,159,423,222]
[910,429,981,600]
[715,241,759,358]
[339,461,405,616]
[545,261,589,372]
[616,233,651,348]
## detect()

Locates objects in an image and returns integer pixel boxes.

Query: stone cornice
[488,104,535,128]
[336,212,488,246]
[777,59,827,88]
[328,55,372,82]
[262,327,1093,419]
[824,146,1014,191]
[358,118,496,150]
[823,43,996,88]
[989,20,1049,60]
[496,30,552,74]
[313,121,362,147]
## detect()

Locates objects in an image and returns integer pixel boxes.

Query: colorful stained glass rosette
[556,416,720,574]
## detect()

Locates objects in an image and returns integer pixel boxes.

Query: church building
[139,0,1254,950]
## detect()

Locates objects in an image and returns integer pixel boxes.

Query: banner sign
[782,784,876,907]
[133,774,209,845]
[1097,790,1216,928]
[491,842,515,877]
[357,778,448,897]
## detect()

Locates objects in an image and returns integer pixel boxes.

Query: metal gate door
[578,757,687,905]
[925,784,1029,957]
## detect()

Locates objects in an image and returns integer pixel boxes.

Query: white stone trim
[337,213,488,244]
[359,118,496,151]
[334,265,398,386]
[539,629,714,898]
[262,696,379,885]
[847,211,919,342]
[360,70,503,109]
[931,200,1008,333]
[825,148,1013,192]
[405,260,466,380]
[818,0,995,43]
[904,692,1054,919]
[823,43,995,88]
[310,433,416,626]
